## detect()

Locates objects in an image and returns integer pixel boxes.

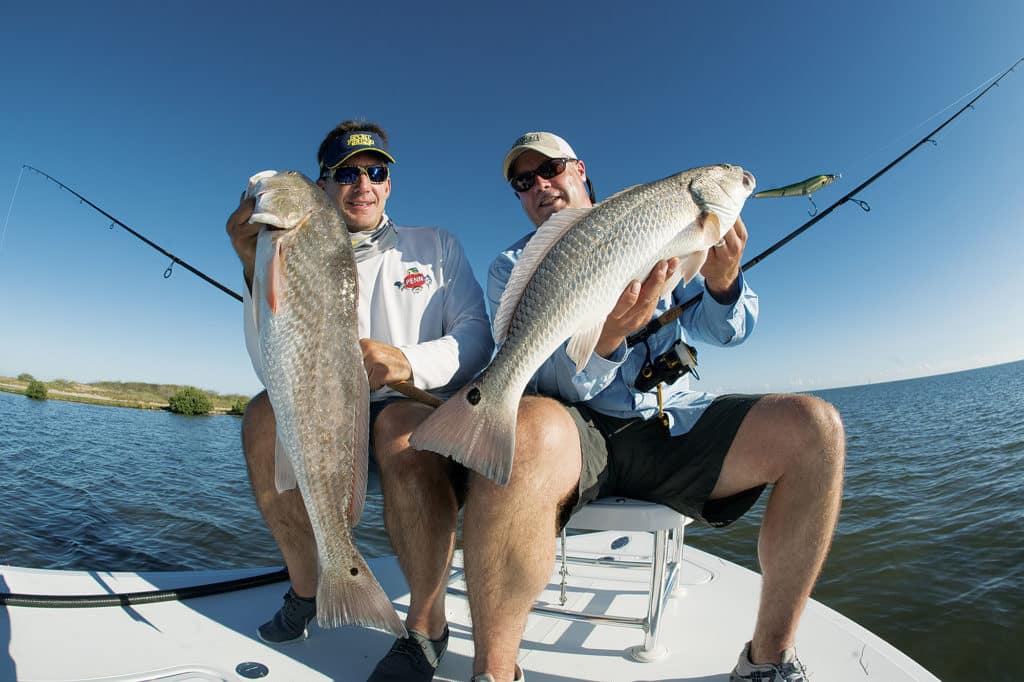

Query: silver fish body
[411,164,755,485]
[247,170,405,637]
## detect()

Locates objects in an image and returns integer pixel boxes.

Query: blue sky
[1,2,1021,396]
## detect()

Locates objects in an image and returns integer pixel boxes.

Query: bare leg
[710,394,846,663]
[463,397,582,681]
[374,400,459,640]
[241,390,317,597]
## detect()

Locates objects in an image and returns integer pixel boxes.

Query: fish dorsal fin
[565,318,605,374]
[494,207,591,344]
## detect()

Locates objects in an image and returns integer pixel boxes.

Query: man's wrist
[705,275,740,303]
[596,336,625,358]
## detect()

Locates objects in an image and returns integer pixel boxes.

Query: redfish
[248,170,405,637]
[411,165,755,485]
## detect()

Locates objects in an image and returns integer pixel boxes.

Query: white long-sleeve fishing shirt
[245,220,493,402]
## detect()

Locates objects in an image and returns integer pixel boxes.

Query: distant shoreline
[0,378,248,415]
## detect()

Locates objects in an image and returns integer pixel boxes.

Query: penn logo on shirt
[395,267,433,293]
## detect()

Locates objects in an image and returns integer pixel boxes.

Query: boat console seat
[534,497,692,662]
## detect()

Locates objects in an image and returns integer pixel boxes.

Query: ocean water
[2,360,1022,681]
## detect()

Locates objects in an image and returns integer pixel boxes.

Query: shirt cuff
[703,270,747,311]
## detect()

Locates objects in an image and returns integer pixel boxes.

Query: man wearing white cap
[458,132,845,681]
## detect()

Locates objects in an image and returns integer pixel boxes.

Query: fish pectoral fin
[674,250,709,290]
[566,319,605,374]
[265,237,284,314]
[699,210,721,239]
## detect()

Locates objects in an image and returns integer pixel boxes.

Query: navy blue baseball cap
[320,131,397,175]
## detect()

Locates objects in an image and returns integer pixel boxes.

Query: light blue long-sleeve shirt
[487,231,759,435]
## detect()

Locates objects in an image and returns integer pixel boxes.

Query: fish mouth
[715,169,756,202]
[742,170,756,193]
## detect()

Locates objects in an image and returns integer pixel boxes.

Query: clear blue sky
[1,2,1021,396]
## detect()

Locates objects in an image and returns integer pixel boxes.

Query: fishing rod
[23,165,445,407]
[22,165,242,302]
[627,56,1023,360]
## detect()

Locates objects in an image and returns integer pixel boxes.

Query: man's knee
[374,400,437,473]
[784,394,845,472]
[241,391,275,465]
[515,397,578,458]
[506,396,582,489]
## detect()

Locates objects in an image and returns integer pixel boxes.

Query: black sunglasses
[509,157,572,192]
[327,164,390,185]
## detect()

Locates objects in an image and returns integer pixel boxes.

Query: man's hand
[360,338,413,391]
[226,193,261,287]
[701,216,747,303]
[594,258,679,358]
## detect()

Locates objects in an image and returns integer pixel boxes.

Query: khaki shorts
[562,394,765,528]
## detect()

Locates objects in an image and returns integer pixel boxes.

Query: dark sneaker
[730,641,810,681]
[256,588,317,644]
[368,626,449,682]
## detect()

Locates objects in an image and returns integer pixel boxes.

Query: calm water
[2,360,1022,681]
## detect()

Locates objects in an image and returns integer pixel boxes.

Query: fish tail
[410,382,519,486]
[316,555,407,637]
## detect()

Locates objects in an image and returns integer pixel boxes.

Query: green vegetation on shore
[0,375,250,415]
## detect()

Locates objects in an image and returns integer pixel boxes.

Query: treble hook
[847,198,871,212]
[109,222,116,230]
[164,259,176,279]
[806,195,819,217]
[925,138,938,146]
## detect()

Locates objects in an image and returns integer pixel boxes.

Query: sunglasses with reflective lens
[509,157,571,192]
[329,164,390,185]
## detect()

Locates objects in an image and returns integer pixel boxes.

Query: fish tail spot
[467,387,481,405]
[350,567,359,576]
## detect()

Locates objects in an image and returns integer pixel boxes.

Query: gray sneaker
[730,641,809,681]
[470,665,524,682]
[256,588,317,644]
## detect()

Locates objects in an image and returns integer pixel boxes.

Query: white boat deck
[0,531,940,681]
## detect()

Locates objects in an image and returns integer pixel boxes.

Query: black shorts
[564,394,765,528]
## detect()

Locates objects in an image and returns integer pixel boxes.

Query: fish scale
[411,164,754,485]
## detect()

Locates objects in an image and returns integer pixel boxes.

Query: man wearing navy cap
[455,132,845,682]
[227,120,493,681]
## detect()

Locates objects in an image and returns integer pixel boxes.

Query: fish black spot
[467,387,481,405]
[350,567,359,576]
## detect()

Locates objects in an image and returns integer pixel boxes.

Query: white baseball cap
[502,132,579,180]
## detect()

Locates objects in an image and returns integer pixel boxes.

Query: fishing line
[0,165,26,264]
[626,55,1023,349]
[841,66,1005,180]
[21,165,242,302]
